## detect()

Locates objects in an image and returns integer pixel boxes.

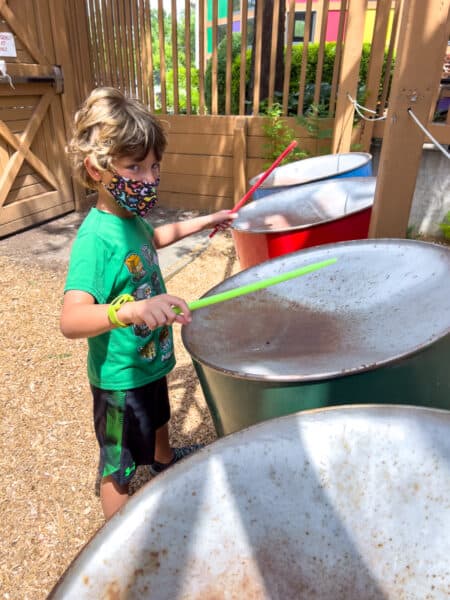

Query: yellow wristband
[107,294,134,328]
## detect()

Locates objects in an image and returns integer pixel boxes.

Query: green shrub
[207,41,394,116]
[205,33,242,114]
[166,66,200,114]
[439,211,450,240]
[261,103,310,167]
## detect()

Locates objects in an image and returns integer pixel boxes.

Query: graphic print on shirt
[132,282,153,338]
[139,339,157,361]
[141,244,159,267]
[128,245,174,364]
[159,327,173,362]
[125,253,146,282]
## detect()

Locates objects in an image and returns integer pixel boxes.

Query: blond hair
[67,87,167,189]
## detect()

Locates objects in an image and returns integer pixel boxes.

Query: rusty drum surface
[50,405,450,599]
[182,239,450,436]
[232,176,376,269]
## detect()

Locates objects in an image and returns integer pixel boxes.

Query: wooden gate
[0,0,75,238]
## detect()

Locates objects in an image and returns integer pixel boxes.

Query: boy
[60,87,235,519]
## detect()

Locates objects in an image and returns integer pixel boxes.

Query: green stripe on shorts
[102,390,126,478]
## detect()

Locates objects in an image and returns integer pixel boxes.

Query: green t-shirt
[64,208,175,390]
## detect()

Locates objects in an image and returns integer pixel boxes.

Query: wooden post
[50,0,88,212]
[368,0,450,238]
[358,0,392,151]
[233,118,248,205]
[331,0,368,153]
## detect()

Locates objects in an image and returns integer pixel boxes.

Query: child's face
[100,149,161,217]
[105,149,160,185]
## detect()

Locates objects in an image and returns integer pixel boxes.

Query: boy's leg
[153,423,174,464]
[100,476,129,520]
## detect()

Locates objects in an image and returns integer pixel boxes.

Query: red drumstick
[209,140,298,239]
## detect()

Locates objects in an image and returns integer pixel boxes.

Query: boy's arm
[153,209,237,249]
[60,290,191,339]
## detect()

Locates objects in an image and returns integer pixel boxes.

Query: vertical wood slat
[268,0,281,109]
[100,0,111,86]
[283,0,296,115]
[87,0,101,85]
[143,0,155,111]
[331,0,368,153]
[114,1,124,90]
[368,0,450,238]
[198,0,206,114]
[297,0,313,115]
[171,0,179,113]
[252,0,264,115]
[314,0,330,107]
[47,2,81,207]
[184,0,192,114]
[225,0,233,114]
[379,0,403,113]
[359,0,393,151]
[124,1,136,95]
[118,0,128,90]
[211,0,218,114]
[67,0,93,106]
[233,118,247,205]
[157,0,167,112]
[329,0,347,116]
[103,0,117,89]
[115,0,127,90]
[131,1,142,100]
[97,1,109,87]
[239,0,248,115]
[136,0,147,104]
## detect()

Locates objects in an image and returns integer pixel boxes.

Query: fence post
[358,0,393,152]
[233,118,248,206]
[331,0,368,153]
[368,0,450,238]
[50,0,91,212]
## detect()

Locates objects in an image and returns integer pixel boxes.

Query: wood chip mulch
[0,229,239,600]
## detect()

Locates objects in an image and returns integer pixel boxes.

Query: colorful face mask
[104,171,160,217]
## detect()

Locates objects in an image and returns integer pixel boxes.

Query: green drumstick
[174,257,337,314]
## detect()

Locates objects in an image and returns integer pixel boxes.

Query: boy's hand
[207,209,238,231]
[119,294,192,329]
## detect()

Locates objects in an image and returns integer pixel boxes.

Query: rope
[347,93,450,160]
[407,108,450,160]
[347,94,387,122]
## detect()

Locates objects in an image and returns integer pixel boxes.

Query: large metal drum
[251,151,372,199]
[182,239,450,437]
[232,176,376,269]
[50,405,450,599]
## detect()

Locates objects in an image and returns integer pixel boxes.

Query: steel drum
[232,176,376,269]
[251,151,372,199]
[50,405,450,599]
[182,239,450,437]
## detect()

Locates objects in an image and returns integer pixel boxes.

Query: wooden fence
[62,0,450,235]
[81,0,400,120]
[63,0,449,220]
[0,1,447,237]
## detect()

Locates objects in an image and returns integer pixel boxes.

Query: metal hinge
[0,64,64,94]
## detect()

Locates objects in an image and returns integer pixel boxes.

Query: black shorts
[91,377,170,486]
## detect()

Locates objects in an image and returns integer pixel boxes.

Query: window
[293,11,316,43]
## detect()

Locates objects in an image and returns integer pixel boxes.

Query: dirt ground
[0,220,239,600]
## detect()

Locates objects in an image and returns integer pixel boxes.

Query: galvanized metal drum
[232,176,376,269]
[50,405,450,599]
[182,239,450,436]
[251,151,372,199]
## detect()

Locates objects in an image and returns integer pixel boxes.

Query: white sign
[0,32,17,57]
